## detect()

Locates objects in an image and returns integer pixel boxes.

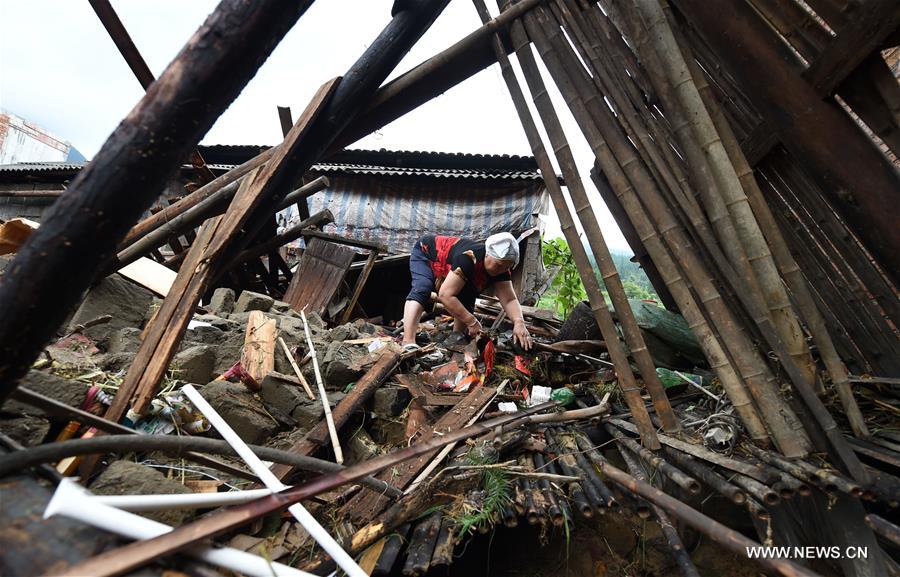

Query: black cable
[0,434,401,497]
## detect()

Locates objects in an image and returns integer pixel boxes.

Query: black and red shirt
[417,235,512,296]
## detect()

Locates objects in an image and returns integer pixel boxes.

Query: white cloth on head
[485,232,519,267]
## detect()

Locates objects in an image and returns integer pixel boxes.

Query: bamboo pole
[677,37,870,437]
[493,0,679,433]
[764,173,900,374]
[632,0,817,385]
[605,423,700,494]
[615,436,701,577]
[520,4,799,450]
[567,0,769,346]
[53,402,559,577]
[591,456,817,576]
[301,309,342,464]
[529,5,868,481]
[473,0,660,448]
[278,336,315,400]
[662,447,746,505]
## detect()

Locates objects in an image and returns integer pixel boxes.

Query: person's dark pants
[407,243,434,309]
[406,243,476,313]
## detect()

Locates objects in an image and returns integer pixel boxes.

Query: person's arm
[494,281,532,350]
[437,272,482,336]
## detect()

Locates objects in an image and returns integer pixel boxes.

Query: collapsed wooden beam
[89,0,221,188]
[672,0,900,284]
[0,0,318,402]
[334,0,547,150]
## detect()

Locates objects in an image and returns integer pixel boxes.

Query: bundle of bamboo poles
[480,0,873,483]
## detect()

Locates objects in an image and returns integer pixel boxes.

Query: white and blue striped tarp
[281,175,548,254]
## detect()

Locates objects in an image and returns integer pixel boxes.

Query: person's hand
[512,320,532,351]
[466,317,483,338]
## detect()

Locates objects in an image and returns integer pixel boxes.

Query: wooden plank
[240,311,276,385]
[340,249,379,324]
[340,385,497,523]
[804,0,900,96]
[283,237,356,316]
[118,257,177,297]
[740,0,900,164]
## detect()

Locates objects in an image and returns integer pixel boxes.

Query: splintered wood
[340,385,497,523]
[241,311,276,384]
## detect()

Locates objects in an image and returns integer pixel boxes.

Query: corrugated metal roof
[0,162,86,173]
[0,148,544,181]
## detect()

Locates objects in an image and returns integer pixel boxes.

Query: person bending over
[402,232,533,351]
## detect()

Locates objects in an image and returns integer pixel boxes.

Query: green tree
[539,238,587,318]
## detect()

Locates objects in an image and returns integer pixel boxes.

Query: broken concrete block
[184,324,227,347]
[67,274,154,345]
[259,373,307,414]
[291,392,345,430]
[199,381,279,444]
[351,318,378,335]
[345,428,379,465]
[208,287,236,315]
[191,314,241,332]
[271,300,292,314]
[19,370,89,408]
[372,386,411,418]
[0,414,50,447]
[89,461,193,526]
[209,331,249,376]
[172,345,215,384]
[305,311,325,329]
[322,342,366,390]
[100,352,135,373]
[234,290,274,314]
[107,327,142,355]
[329,324,359,343]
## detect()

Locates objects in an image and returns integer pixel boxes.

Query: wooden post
[110,80,341,426]
[340,249,379,325]
[0,0,318,400]
[475,0,660,448]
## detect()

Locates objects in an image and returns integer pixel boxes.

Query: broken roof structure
[0,0,898,576]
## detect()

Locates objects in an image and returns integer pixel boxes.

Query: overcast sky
[0,0,631,252]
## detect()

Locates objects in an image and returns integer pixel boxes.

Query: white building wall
[0,111,70,164]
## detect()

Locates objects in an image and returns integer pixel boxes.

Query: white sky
[0,0,631,252]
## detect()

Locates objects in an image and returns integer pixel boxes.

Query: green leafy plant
[540,237,587,318]
[452,446,512,537]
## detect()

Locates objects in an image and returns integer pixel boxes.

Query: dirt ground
[442,508,766,577]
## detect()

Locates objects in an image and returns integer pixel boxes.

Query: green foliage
[452,446,512,537]
[538,237,661,318]
[540,237,587,318]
